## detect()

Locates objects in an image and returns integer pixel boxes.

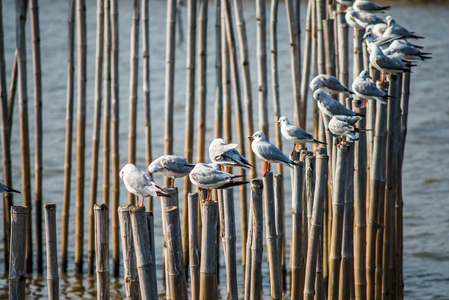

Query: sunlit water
[0,0,448,298]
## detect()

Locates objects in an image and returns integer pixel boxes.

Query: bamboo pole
[165,206,187,300]
[336,3,348,104]
[146,211,157,296]
[256,0,268,141]
[304,148,327,300]
[244,187,254,299]
[323,18,336,77]
[183,0,197,273]
[328,144,349,300]
[274,174,285,289]
[94,204,109,299]
[221,188,237,299]
[44,204,59,300]
[88,0,105,275]
[232,0,257,180]
[110,0,120,278]
[285,0,303,128]
[61,0,76,274]
[213,0,222,140]
[316,0,326,76]
[118,205,140,299]
[74,0,87,274]
[103,0,111,209]
[199,201,218,300]
[9,206,28,300]
[7,52,18,136]
[30,0,43,274]
[300,0,313,116]
[188,193,200,300]
[0,0,14,272]
[250,179,263,300]
[196,0,207,163]
[221,0,231,144]
[130,206,158,299]
[262,173,282,299]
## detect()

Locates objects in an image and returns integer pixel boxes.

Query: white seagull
[353,0,390,13]
[352,70,393,107]
[310,74,355,95]
[368,43,410,76]
[248,131,298,177]
[313,90,359,118]
[148,155,195,188]
[328,115,361,144]
[0,182,20,194]
[384,16,424,40]
[120,163,169,207]
[278,116,326,154]
[208,138,252,172]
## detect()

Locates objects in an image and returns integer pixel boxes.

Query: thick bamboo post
[188,193,200,300]
[300,0,313,113]
[336,4,348,104]
[232,0,257,179]
[285,0,303,128]
[183,0,197,272]
[244,186,255,299]
[196,0,207,163]
[146,211,157,294]
[74,0,87,274]
[118,205,140,299]
[256,0,268,140]
[165,206,187,300]
[316,0,326,76]
[222,188,238,299]
[130,206,158,299]
[199,201,218,300]
[44,204,59,300]
[328,144,349,300]
[262,173,282,299]
[353,29,365,84]
[353,99,367,300]
[30,0,43,274]
[9,206,28,300]
[88,0,105,275]
[103,0,111,208]
[323,19,336,77]
[94,204,109,299]
[250,179,263,300]
[274,174,284,288]
[304,148,328,300]
[15,0,33,273]
[61,0,76,274]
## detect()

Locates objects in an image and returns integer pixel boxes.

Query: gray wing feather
[191,169,230,185]
[162,156,194,173]
[286,126,314,140]
[257,142,292,165]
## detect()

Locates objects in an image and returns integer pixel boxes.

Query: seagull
[353,0,390,13]
[351,9,385,29]
[248,131,299,177]
[345,8,365,30]
[328,115,361,144]
[337,0,355,7]
[208,138,252,172]
[384,40,431,61]
[148,155,195,188]
[352,70,393,107]
[384,16,424,40]
[368,43,410,78]
[120,163,169,207]
[366,23,388,38]
[313,90,359,118]
[0,182,20,194]
[310,74,355,95]
[278,116,326,154]
[363,31,423,50]
[189,163,248,201]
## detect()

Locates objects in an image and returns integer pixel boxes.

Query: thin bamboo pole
[328,144,348,300]
[16,0,33,273]
[232,0,257,179]
[128,0,140,204]
[130,206,158,299]
[196,0,207,163]
[244,187,254,299]
[103,0,111,209]
[262,173,282,299]
[316,0,326,76]
[274,174,284,288]
[300,0,313,116]
[285,0,303,128]
[188,193,200,300]
[61,0,76,274]
[118,205,140,299]
[304,148,327,300]
[30,0,43,274]
[44,204,59,300]
[94,204,109,299]
[214,0,222,140]
[88,0,105,275]
[0,0,14,272]
[183,0,197,273]
[74,0,87,274]
[110,0,120,278]
[221,0,231,144]
[7,52,18,136]
[336,4,348,104]
[323,19,336,77]
[199,201,218,300]
[223,188,238,299]
[256,0,268,141]
[250,179,263,300]
[146,211,157,297]
[9,206,28,300]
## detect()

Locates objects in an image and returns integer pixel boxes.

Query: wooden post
[165,206,187,300]
[328,144,348,300]
[256,0,268,140]
[300,0,313,115]
[244,187,254,299]
[221,0,231,144]
[196,0,207,164]
[250,179,263,300]
[145,211,157,294]
[213,0,222,141]
[103,0,111,208]
[130,206,158,299]
[188,193,200,300]
[15,0,33,273]
[61,0,76,274]
[110,0,120,278]
[304,148,328,300]
[44,204,59,300]
[263,173,282,299]
[274,174,284,288]
[199,201,218,300]
[9,206,28,300]
[336,3,348,104]
[316,0,326,76]
[88,0,105,275]
[94,204,109,299]
[118,205,140,299]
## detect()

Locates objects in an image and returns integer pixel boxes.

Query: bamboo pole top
[94,203,108,211]
[251,179,263,190]
[316,147,327,158]
[117,204,134,213]
[165,206,178,214]
[11,206,29,214]
[130,206,146,214]
[43,203,56,210]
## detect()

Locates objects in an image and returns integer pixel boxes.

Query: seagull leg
[360,98,368,109]
[263,162,270,177]
[171,178,175,188]
[290,143,296,155]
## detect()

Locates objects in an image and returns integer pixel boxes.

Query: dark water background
[0,0,448,298]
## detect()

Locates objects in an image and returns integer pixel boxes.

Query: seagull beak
[368,76,372,79]
[278,123,281,128]
[247,136,254,140]
[361,37,365,41]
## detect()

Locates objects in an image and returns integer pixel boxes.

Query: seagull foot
[360,99,368,109]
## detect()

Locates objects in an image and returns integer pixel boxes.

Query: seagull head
[120,163,137,179]
[309,75,323,91]
[362,32,375,44]
[277,116,290,127]
[359,70,371,80]
[313,90,326,103]
[209,138,227,151]
[386,17,395,27]
[248,131,266,141]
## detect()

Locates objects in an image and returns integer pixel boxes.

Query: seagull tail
[314,139,327,145]
[219,181,249,189]
[410,34,424,40]
[374,96,387,105]
[6,187,21,194]
[347,132,359,141]
[381,5,390,10]
[157,190,170,197]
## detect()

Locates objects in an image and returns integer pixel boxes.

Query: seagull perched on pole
[310,74,355,95]
[352,70,394,108]
[328,115,363,145]
[278,116,326,154]
[208,138,252,172]
[148,155,195,188]
[313,90,360,118]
